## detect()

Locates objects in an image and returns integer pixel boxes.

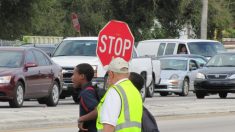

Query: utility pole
[200,0,208,39]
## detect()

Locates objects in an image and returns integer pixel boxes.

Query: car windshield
[160,59,187,71]
[0,51,23,68]
[206,54,235,67]
[188,42,225,57]
[53,40,97,56]
[37,47,55,55]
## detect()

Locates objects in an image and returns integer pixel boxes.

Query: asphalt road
[1,93,235,131]
[5,113,235,132]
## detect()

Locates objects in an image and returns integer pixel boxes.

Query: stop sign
[96,20,134,67]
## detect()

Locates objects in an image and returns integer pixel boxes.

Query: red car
[0,47,63,108]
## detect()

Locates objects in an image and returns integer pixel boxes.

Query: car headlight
[0,76,12,84]
[228,74,235,79]
[169,74,179,80]
[196,73,205,79]
[62,69,68,74]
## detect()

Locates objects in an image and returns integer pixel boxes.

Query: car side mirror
[25,62,37,68]
[190,67,197,71]
[200,63,205,67]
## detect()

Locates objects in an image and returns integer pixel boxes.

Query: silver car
[155,57,202,96]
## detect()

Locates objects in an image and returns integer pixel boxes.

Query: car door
[33,49,54,96]
[188,59,199,91]
[24,50,41,97]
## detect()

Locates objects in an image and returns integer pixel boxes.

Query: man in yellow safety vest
[96,57,143,132]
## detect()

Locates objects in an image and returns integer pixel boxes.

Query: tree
[207,0,233,40]
[0,0,33,40]
[30,0,66,37]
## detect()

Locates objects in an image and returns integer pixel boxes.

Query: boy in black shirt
[72,63,98,132]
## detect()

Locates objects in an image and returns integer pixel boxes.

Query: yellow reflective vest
[96,80,143,132]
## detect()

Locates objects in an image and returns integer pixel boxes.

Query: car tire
[179,78,189,96]
[46,81,60,107]
[196,92,205,99]
[9,82,24,108]
[219,92,227,99]
[160,92,168,96]
[146,79,155,98]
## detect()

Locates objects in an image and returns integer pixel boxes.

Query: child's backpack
[142,106,160,132]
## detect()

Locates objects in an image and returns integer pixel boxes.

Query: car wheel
[140,83,146,102]
[9,82,24,108]
[179,78,189,96]
[146,79,155,97]
[219,92,227,99]
[46,81,59,107]
[196,92,205,99]
[160,92,168,96]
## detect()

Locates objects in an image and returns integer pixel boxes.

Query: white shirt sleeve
[100,88,121,126]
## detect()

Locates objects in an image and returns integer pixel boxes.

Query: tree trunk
[200,0,208,39]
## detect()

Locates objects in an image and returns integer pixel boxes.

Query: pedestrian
[72,63,99,132]
[129,72,160,132]
[96,57,143,132]
[129,72,145,92]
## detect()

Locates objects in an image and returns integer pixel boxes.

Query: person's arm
[103,123,115,132]
[78,108,98,122]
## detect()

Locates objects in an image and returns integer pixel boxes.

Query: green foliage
[0,0,33,40]
[223,28,235,38]
[30,0,66,36]
[179,0,202,37]
[0,0,234,41]
[207,0,233,40]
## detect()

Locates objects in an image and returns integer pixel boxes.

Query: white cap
[108,57,129,73]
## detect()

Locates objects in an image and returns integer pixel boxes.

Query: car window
[160,59,187,71]
[165,43,175,55]
[194,58,207,66]
[25,51,37,64]
[157,43,166,56]
[0,51,23,68]
[188,42,225,57]
[207,54,235,67]
[33,50,51,66]
[53,40,97,56]
[189,60,198,70]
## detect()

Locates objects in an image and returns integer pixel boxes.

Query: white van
[136,39,226,59]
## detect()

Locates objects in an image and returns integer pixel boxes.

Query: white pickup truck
[51,37,160,103]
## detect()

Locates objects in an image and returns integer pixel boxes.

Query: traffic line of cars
[0,38,230,108]
[136,39,235,99]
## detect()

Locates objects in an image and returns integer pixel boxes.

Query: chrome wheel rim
[52,84,59,103]
[17,85,24,104]
[149,80,155,95]
[141,87,146,99]
[184,80,189,94]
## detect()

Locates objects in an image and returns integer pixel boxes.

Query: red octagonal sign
[96,20,134,67]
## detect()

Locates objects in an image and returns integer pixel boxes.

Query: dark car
[0,47,63,108]
[194,52,235,99]
[21,43,57,56]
